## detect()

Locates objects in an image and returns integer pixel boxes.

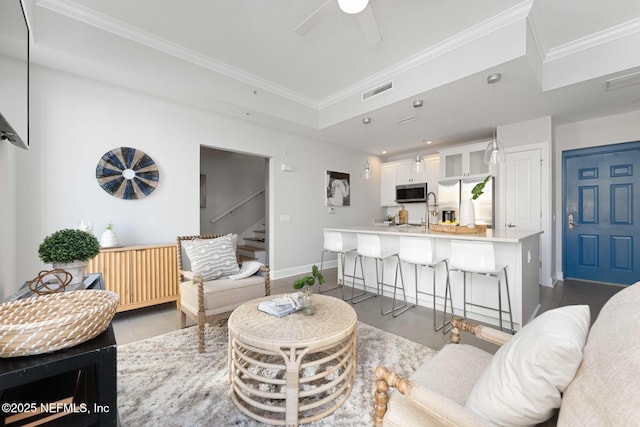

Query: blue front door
[563,141,640,285]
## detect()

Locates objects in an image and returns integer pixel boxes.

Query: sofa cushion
[411,343,493,406]
[182,234,239,280]
[557,282,640,426]
[465,305,590,426]
[180,275,265,317]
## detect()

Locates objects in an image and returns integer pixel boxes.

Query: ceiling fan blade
[294,0,338,35]
[356,5,381,46]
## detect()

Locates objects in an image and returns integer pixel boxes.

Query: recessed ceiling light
[426,140,433,144]
[382,150,387,154]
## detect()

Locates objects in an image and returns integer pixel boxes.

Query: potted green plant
[471,175,491,200]
[293,265,325,315]
[460,175,491,228]
[38,229,101,285]
[100,221,119,248]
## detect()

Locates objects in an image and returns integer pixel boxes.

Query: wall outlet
[280,214,291,222]
[328,207,335,214]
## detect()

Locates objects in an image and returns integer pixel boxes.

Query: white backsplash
[385,203,433,224]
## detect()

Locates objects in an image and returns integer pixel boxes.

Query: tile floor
[111,268,624,353]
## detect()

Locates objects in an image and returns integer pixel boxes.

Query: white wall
[498,116,553,286]
[0,55,21,299]
[554,109,640,280]
[6,64,382,295]
[0,142,18,299]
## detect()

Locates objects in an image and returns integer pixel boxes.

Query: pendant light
[338,0,369,14]
[484,73,506,166]
[413,148,423,174]
[362,117,372,179]
[363,160,371,180]
[412,99,425,174]
[484,127,505,165]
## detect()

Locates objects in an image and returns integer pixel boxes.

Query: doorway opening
[200,146,269,265]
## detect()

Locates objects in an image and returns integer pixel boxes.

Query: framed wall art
[96,147,159,200]
[325,171,350,207]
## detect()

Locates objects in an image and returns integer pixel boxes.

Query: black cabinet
[0,274,117,426]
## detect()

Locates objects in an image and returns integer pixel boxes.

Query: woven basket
[0,290,119,358]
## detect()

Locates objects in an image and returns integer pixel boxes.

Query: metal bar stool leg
[503,267,514,333]
[350,254,375,304]
[497,273,504,331]
[319,249,341,294]
[441,260,454,334]
[382,255,410,317]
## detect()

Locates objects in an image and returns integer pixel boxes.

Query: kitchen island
[324,226,542,330]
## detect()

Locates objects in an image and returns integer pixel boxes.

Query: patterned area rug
[117,320,437,426]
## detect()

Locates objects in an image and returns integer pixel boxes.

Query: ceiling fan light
[338,0,369,14]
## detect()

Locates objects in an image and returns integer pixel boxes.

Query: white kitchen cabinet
[424,154,440,193]
[380,162,398,206]
[439,141,490,180]
[396,158,427,184]
[380,156,439,206]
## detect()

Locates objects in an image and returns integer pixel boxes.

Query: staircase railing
[210,187,265,225]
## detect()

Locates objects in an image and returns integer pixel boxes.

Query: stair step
[254,230,265,234]
[244,237,265,243]
[238,254,257,263]
[237,244,265,253]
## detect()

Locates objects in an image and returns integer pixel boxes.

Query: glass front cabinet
[439,141,490,180]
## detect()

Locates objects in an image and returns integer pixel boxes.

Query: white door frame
[497,141,553,287]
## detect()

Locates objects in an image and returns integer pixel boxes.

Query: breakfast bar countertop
[323,225,542,243]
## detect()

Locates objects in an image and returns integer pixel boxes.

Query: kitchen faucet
[426,191,438,229]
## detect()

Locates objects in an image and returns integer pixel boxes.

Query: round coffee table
[227,294,357,426]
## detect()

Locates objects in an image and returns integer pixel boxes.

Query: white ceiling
[5,0,640,155]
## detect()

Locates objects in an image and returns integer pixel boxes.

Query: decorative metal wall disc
[96,147,159,199]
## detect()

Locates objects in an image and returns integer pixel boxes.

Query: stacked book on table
[257,293,304,317]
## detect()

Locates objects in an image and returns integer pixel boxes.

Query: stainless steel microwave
[395,183,428,203]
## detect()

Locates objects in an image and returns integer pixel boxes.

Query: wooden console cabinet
[86,244,178,312]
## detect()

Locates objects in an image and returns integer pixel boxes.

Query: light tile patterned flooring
[112,268,623,353]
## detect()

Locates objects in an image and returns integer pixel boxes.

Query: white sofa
[374,282,640,426]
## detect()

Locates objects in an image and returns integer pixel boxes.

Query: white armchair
[177,234,270,352]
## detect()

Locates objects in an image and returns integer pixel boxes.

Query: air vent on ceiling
[362,81,393,101]
[605,71,640,91]
[396,116,416,124]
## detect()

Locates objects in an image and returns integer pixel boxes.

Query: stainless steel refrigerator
[438,176,495,228]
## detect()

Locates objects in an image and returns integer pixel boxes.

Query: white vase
[459,199,476,228]
[100,229,119,248]
[53,260,88,286]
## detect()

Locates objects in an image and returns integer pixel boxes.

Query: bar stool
[448,240,514,333]
[396,236,453,330]
[350,233,409,317]
[319,231,357,296]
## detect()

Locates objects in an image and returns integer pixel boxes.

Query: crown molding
[544,17,640,63]
[36,0,319,109]
[318,0,533,109]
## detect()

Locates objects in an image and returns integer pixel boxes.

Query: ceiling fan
[294,0,382,47]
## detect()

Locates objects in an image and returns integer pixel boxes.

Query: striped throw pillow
[182,235,239,281]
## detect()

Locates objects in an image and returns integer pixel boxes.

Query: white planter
[459,199,476,228]
[53,260,89,286]
[100,229,119,248]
